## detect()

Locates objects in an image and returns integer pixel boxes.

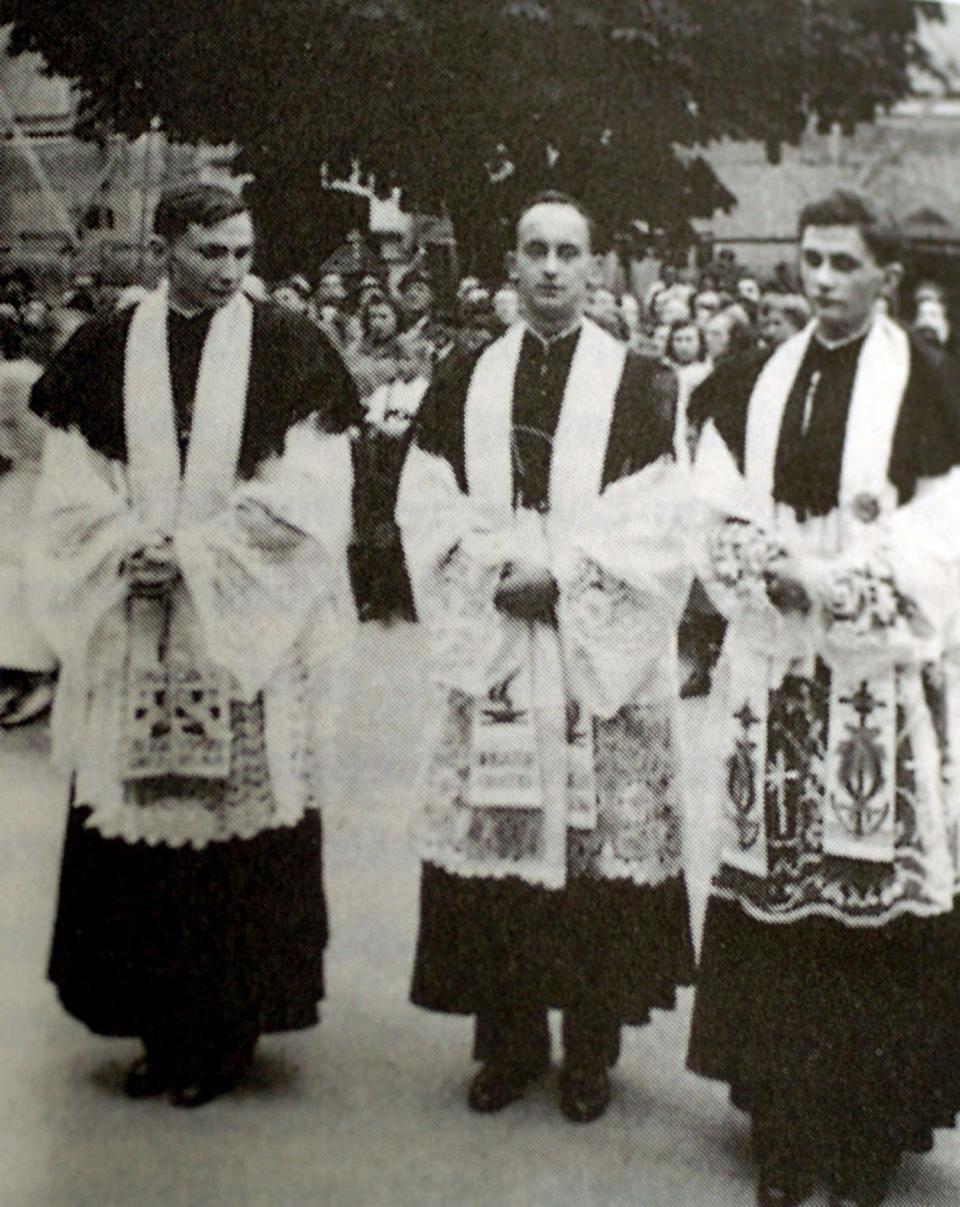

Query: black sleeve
[407,346,485,491]
[688,350,770,471]
[601,353,677,488]
[890,336,960,502]
[30,313,129,461]
[283,312,363,435]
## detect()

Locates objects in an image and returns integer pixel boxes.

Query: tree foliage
[0,0,943,277]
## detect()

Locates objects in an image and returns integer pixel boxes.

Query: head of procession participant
[759,292,811,348]
[508,189,597,340]
[153,182,253,316]
[797,187,901,346]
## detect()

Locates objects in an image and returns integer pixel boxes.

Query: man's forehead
[183,212,254,246]
[518,203,590,248]
[800,224,873,260]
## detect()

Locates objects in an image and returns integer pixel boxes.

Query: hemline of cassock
[688,897,960,1179]
[412,863,695,1026]
[50,804,327,1039]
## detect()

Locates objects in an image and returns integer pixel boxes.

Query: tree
[0,0,944,279]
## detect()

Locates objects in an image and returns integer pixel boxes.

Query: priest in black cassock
[397,191,695,1123]
[27,183,361,1107]
[688,188,960,1206]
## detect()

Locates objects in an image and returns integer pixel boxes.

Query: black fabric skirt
[411,863,695,1025]
[688,895,960,1186]
[49,805,328,1040]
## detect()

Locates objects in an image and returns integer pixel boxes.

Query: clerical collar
[167,303,215,324]
[813,317,873,352]
[523,317,583,349]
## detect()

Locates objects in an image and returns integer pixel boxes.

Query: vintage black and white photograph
[3,1,960,1204]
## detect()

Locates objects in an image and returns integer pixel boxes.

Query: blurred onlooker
[0,325,56,727]
[456,276,482,306]
[397,266,436,332]
[760,292,811,348]
[914,296,950,346]
[645,264,694,320]
[664,318,711,462]
[657,294,693,326]
[453,290,496,356]
[619,293,641,343]
[364,335,431,439]
[492,284,521,330]
[693,290,722,329]
[704,304,756,365]
[272,281,308,314]
[316,271,348,310]
[355,274,383,312]
[587,286,627,339]
[61,273,105,316]
[345,293,402,398]
[650,321,672,359]
[736,276,762,308]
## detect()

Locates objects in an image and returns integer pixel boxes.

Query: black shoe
[828,1189,886,1207]
[125,1053,173,1099]
[558,1067,610,1124]
[169,1036,257,1109]
[169,1074,234,1109]
[467,1062,544,1113]
[756,1177,812,1207]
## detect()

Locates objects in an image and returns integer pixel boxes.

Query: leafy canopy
[0,1,942,276]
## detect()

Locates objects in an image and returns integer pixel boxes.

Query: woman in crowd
[345,293,402,399]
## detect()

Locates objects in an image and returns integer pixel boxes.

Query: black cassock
[688,332,960,1197]
[31,302,360,1051]
[408,326,696,1071]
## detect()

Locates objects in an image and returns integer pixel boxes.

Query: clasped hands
[494,559,559,625]
[122,531,179,596]
[763,554,812,615]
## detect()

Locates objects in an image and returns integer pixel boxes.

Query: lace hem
[76,798,313,850]
[710,882,954,929]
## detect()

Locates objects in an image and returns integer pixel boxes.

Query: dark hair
[798,188,901,266]
[153,182,248,242]
[763,291,811,333]
[360,292,400,339]
[516,189,597,251]
[665,317,704,364]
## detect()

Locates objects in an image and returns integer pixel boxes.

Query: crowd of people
[6,179,960,1207]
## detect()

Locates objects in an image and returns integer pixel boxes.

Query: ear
[149,235,169,264]
[504,249,518,280]
[882,260,903,290]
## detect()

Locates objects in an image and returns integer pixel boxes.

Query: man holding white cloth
[398,192,695,1123]
[28,183,360,1107]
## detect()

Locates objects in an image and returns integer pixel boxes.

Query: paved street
[2,623,959,1206]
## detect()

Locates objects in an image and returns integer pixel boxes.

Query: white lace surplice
[692,319,960,926]
[398,444,694,890]
[26,421,354,848]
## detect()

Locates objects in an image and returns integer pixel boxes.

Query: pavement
[2,623,959,1206]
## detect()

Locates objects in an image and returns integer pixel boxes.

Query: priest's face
[165,211,254,313]
[514,202,592,333]
[799,225,886,341]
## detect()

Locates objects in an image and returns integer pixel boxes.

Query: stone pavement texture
[1,623,959,1206]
